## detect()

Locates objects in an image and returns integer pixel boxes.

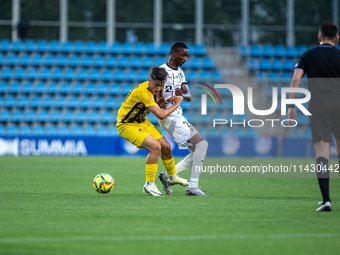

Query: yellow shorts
[116,120,163,148]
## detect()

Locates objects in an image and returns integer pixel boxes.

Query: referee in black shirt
[288,21,340,212]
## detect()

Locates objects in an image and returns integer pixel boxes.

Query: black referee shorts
[309,93,340,144]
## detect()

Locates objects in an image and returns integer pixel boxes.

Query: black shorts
[309,93,340,144]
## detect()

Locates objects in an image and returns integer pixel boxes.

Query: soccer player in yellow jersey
[116,66,184,196]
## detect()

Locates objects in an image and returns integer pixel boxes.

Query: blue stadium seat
[129,56,141,67]
[110,42,120,54]
[45,124,57,135]
[79,96,91,108]
[80,55,91,67]
[33,82,46,94]
[286,46,298,57]
[74,41,85,53]
[122,83,132,93]
[91,97,105,109]
[74,110,86,122]
[59,82,71,93]
[53,95,66,107]
[194,44,206,55]
[22,82,33,93]
[5,53,18,65]
[41,95,53,108]
[0,53,4,65]
[83,125,95,136]
[37,109,49,122]
[146,42,157,54]
[134,42,146,54]
[259,58,271,70]
[16,95,28,107]
[256,72,268,83]
[42,53,55,66]
[89,69,99,81]
[52,68,63,80]
[1,67,13,79]
[121,42,133,54]
[19,124,32,135]
[268,72,279,83]
[271,59,283,70]
[239,45,250,57]
[113,69,124,81]
[64,68,75,80]
[126,70,137,81]
[48,40,60,52]
[67,55,79,66]
[6,124,19,136]
[93,55,104,67]
[154,56,165,65]
[18,53,30,65]
[11,109,23,122]
[70,124,82,136]
[38,67,50,80]
[191,57,202,68]
[107,125,119,136]
[200,70,209,79]
[203,57,214,69]
[0,39,10,51]
[85,41,96,53]
[4,95,15,107]
[104,55,116,67]
[31,54,42,65]
[71,82,83,94]
[10,41,22,52]
[57,124,70,135]
[117,56,128,67]
[250,45,263,57]
[0,108,10,121]
[56,54,67,66]
[274,45,286,57]
[23,108,35,122]
[247,58,259,70]
[36,40,47,52]
[98,41,109,53]
[280,72,291,83]
[61,41,72,53]
[158,43,169,54]
[211,70,223,81]
[28,95,41,107]
[49,109,61,122]
[283,59,294,71]
[107,83,120,95]
[61,109,74,122]
[84,82,96,94]
[97,83,108,94]
[9,81,20,93]
[187,70,198,80]
[98,110,111,123]
[263,45,275,57]
[0,82,7,93]
[66,95,79,108]
[140,56,153,68]
[32,124,45,135]
[102,69,113,81]
[96,125,108,136]
[23,39,36,52]
[297,45,307,56]
[76,68,87,80]
[13,67,25,79]
[105,97,116,108]
[26,67,37,79]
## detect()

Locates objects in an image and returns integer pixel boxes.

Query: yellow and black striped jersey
[117,81,158,124]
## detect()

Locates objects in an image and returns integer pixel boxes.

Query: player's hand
[166,96,176,102]
[175,88,182,96]
[157,101,166,109]
[287,108,297,126]
[174,96,183,106]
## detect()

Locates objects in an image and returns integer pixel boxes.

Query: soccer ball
[93,173,114,193]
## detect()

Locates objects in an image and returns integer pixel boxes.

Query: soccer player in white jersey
[157,42,209,196]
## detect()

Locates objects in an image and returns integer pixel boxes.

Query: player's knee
[197,140,208,152]
[153,142,162,155]
[161,142,171,155]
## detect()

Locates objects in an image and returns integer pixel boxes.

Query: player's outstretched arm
[149,96,183,119]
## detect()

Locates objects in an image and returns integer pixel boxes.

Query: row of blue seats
[0,123,120,136]
[248,58,296,71]
[0,123,258,137]
[0,67,222,81]
[0,54,215,69]
[256,71,308,84]
[240,44,311,58]
[0,39,207,55]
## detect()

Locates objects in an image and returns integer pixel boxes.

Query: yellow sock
[162,158,176,177]
[146,164,158,182]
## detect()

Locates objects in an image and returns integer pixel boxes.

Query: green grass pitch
[1,156,340,255]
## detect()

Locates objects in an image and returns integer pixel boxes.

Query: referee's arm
[287,69,304,126]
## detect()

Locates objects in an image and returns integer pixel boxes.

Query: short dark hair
[319,21,338,40]
[170,42,188,55]
[150,66,168,81]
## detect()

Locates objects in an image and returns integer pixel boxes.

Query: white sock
[175,153,193,174]
[145,181,155,186]
[188,140,208,189]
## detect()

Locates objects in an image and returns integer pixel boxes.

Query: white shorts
[159,114,198,149]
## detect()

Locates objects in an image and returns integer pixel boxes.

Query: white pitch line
[0,233,340,243]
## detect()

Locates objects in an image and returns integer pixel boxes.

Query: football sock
[188,140,208,189]
[145,181,155,186]
[145,164,158,183]
[175,153,193,174]
[338,154,340,176]
[316,157,330,204]
[162,158,176,177]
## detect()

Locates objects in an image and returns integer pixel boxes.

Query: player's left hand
[287,108,297,126]
[175,88,182,96]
